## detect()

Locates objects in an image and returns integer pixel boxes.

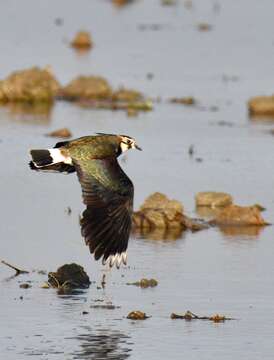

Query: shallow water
[1,0,274,359]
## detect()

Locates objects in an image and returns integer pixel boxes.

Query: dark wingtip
[29,161,38,170]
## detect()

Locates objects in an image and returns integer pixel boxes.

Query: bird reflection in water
[70,327,131,359]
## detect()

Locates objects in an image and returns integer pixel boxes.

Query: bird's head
[119,135,142,153]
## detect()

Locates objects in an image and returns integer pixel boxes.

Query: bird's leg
[101,273,106,289]
[100,266,111,289]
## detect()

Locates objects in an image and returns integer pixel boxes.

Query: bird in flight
[29,133,142,269]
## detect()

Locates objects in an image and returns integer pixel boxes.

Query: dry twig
[1,260,29,276]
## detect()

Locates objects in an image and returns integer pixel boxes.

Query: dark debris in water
[170,310,235,322]
[126,278,158,288]
[19,283,31,289]
[197,23,213,32]
[47,263,91,291]
[1,260,29,276]
[90,305,121,310]
[169,97,196,105]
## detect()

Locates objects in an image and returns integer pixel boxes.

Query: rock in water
[132,192,208,239]
[133,192,184,229]
[195,192,233,207]
[248,96,274,116]
[112,88,142,102]
[0,67,60,103]
[45,128,72,138]
[60,76,112,101]
[70,31,93,49]
[127,311,149,320]
[48,263,90,289]
[212,205,268,226]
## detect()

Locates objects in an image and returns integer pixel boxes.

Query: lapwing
[29,133,141,268]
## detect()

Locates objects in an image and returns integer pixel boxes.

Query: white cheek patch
[49,149,72,164]
[120,142,129,153]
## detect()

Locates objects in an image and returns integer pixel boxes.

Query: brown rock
[127,311,149,320]
[195,206,221,219]
[60,76,112,101]
[46,128,72,138]
[212,205,268,226]
[140,192,183,216]
[0,67,60,103]
[248,96,274,116]
[135,192,183,229]
[71,31,93,49]
[112,88,142,102]
[195,192,233,207]
[132,192,208,239]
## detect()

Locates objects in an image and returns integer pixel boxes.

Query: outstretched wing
[74,157,134,268]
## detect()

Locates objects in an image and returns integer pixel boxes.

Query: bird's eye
[127,140,131,145]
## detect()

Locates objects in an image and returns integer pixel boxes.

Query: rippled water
[1,0,274,359]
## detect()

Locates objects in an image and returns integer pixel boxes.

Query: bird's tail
[29,149,75,174]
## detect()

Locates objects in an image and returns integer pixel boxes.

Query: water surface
[1,1,274,359]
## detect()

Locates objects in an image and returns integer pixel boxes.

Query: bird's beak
[134,143,142,151]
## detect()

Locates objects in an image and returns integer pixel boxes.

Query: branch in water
[1,260,29,276]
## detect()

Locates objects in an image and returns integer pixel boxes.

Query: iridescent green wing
[74,157,133,268]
